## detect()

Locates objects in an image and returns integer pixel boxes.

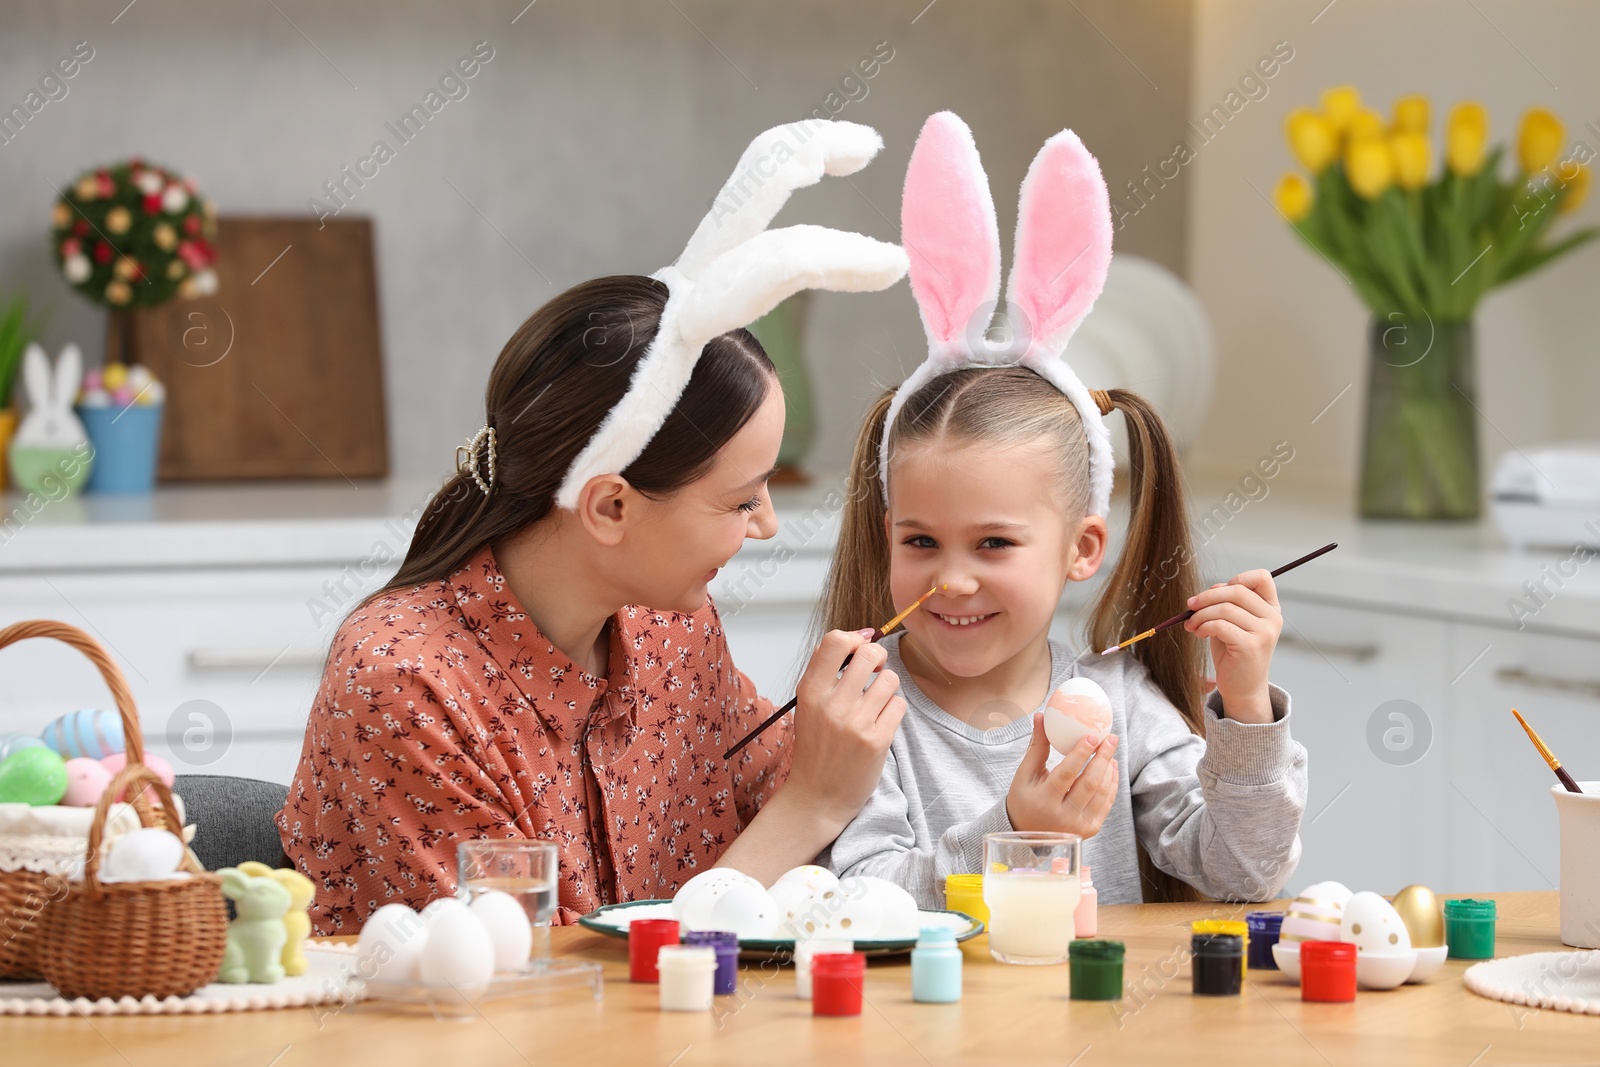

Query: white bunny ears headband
[525,120,908,510]
[881,111,1116,517]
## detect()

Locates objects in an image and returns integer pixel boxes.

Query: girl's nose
[938,569,979,597]
[748,495,779,540]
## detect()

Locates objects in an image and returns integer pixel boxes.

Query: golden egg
[1390,885,1445,948]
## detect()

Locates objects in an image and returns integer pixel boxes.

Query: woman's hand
[1005,713,1119,838]
[785,628,907,826]
[1183,568,1282,724]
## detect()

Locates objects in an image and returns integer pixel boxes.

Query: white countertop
[3,472,1596,639]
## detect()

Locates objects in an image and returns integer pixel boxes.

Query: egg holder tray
[0,619,192,984]
[578,899,985,960]
[355,957,605,1021]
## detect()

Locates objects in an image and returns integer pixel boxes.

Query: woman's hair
[372,274,775,602]
[820,365,1207,903]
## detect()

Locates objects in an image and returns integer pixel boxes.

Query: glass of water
[457,839,560,964]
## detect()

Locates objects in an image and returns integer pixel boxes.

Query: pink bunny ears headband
[881,111,1116,517]
[538,120,908,509]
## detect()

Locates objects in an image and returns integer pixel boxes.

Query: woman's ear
[573,473,636,547]
[1067,513,1109,581]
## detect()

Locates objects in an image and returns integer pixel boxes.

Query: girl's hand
[1005,713,1119,838]
[1183,568,1282,724]
[786,629,907,826]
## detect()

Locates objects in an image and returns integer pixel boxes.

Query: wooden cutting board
[110,216,389,481]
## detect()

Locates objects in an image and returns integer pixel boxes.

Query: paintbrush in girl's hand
[1100,542,1339,656]
[1512,708,1585,793]
[723,584,943,760]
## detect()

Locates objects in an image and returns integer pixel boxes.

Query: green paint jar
[1069,939,1124,1001]
[1443,898,1497,959]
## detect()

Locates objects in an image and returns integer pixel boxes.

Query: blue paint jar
[684,929,739,995]
[1246,911,1284,971]
[911,926,962,1003]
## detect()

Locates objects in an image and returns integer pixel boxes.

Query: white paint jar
[657,946,717,1011]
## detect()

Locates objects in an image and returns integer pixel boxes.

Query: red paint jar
[1300,940,1357,1002]
[629,918,681,983]
[811,951,867,1016]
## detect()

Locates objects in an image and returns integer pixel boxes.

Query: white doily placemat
[1463,951,1600,1016]
[0,941,360,1016]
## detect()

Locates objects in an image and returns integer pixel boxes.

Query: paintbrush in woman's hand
[723,584,942,760]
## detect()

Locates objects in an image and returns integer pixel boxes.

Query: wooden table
[4,891,1594,1066]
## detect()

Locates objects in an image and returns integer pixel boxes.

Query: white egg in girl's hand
[418,907,496,989]
[357,904,429,981]
[1042,677,1113,755]
[469,889,533,972]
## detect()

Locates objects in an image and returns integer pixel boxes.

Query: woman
[277,121,911,932]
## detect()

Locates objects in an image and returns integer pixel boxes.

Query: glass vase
[1358,317,1480,520]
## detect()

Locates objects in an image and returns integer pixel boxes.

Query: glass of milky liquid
[982,832,1082,965]
[458,839,560,963]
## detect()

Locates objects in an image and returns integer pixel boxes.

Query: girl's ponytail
[1089,388,1209,903]
[818,387,898,634]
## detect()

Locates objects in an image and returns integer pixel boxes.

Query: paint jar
[811,951,867,1017]
[1068,939,1124,1001]
[684,929,739,995]
[1190,933,1243,996]
[1444,898,1497,959]
[1299,940,1357,1002]
[911,926,962,1003]
[1074,866,1098,938]
[944,874,989,925]
[1192,919,1250,978]
[628,918,680,983]
[657,945,717,1012]
[794,937,854,1000]
[1246,911,1284,971]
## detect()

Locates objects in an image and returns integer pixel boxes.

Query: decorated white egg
[418,906,495,989]
[356,903,428,981]
[1042,678,1113,755]
[1281,880,1353,944]
[1341,891,1413,954]
[794,876,886,940]
[769,865,840,936]
[469,889,533,972]
[673,867,757,923]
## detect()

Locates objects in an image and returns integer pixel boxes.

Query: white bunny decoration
[555,119,908,510]
[9,342,93,495]
[882,111,1116,518]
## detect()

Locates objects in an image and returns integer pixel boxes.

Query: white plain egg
[1341,891,1414,954]
[357,904,429,981]
[422,897,472,925]
[102,827,185,882]
[672,868,751,922]
[849,877,920,940]
[1042,678,1113,755]
[418,907,496,989]
[469,889,533,972]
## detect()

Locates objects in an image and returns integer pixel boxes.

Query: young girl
[819,113,1307,906]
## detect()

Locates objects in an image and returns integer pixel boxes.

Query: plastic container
[944,874,989,925]
[911,926,962,1003]
[79,403,163,494]
[1299,940,1357,1002]
[1192,919,1249,978]
[794,937,853,1000]
[1246,911,1284,971]
[1068,939,1124,1000]
[628,918,680,983]
[1444,898,1497,959]
[1074,866,1098,938]
[657,946,716,1011]
[1190,933,1243,996]
[811,951,867,1016]
[684,929,738,995]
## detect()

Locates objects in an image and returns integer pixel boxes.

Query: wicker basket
[0,619,164,980]
[37,762,227,1000]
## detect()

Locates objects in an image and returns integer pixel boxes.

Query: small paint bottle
[1299,940,1357,1002]
[1074,866,1098,938]
[657,945,717,1012]
[1068,939,1124,1000]
[1444,898,1497,959]
[811,951,867,1017]
[628,918,680,983]
[794,937,854,1000]
[1192,919,1249,978]
[911,926,962,1003]
[684,929,739,995]
[1190,933,1243,996]
[1245,911,1284,971]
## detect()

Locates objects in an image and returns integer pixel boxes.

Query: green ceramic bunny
[217,866,292,984]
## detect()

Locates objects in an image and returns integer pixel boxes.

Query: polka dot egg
[1340,890,1414,955]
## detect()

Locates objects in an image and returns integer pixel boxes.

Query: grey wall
[0,0,1193,481]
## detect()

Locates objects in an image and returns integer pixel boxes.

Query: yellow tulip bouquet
[1275,88,1596,519]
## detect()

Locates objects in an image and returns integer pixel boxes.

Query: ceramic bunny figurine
[217,866,293,984]
[236,860,317,976]
[8,342,93,495]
